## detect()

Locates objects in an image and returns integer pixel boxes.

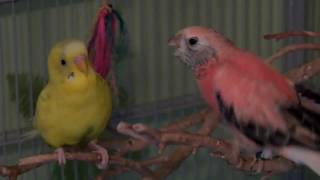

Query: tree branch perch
[264,31,320,41]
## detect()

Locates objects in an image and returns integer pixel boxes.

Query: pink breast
[196,69,218,109]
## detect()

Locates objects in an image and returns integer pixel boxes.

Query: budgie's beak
[168,33,182,48]
[74,55,88,75]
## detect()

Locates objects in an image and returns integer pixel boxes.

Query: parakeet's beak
[168,34,182,48]
[74,55,88,75]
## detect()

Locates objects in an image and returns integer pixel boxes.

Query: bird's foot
[249,155,258,169]
[249,154,265,174]
[55,148,66,166]
[255,160,264,174]
[89,142,109,169]
[251,148,273,173]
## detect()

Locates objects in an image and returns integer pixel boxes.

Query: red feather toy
[87,2,125,79]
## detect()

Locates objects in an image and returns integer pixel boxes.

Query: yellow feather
[34,40,112,148]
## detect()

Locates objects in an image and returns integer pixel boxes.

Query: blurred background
[0,0,320,179]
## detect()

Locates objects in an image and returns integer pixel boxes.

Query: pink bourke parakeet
[169,26,320,175]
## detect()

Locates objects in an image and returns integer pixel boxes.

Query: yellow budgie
[34,40,112,169]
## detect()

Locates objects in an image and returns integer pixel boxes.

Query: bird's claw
[234,159,244,169]
[255,160,264,174]
[249,155,264,174]
[249,156,258,168]
[89,142,109,169]
[55,148,66,166]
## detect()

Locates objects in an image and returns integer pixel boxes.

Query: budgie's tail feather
[21,130,39,141]
[278,146,320,176]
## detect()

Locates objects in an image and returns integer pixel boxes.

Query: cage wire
[0,0,319,179]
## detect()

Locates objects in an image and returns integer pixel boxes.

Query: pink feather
[88,6,115,78]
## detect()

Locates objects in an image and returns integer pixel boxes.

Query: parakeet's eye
[188,37,198,46]
[61,59,67,66]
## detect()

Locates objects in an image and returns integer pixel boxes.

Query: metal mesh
[0,0,317,179]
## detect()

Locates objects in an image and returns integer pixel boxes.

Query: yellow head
[47,40,92,90]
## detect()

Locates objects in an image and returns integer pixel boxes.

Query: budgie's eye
[61,59,67,66]
[188,37,198,46]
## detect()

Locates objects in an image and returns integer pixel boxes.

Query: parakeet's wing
[34,85,52,131]
[213,64,320,150]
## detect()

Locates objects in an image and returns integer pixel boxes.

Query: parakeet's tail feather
[21,130,39,141]
[294,84,320,124]
[298,85,320,139]
[295,84,320,104]
[286,105,320,150]
[278,146,320,176]
[284,84,320,150]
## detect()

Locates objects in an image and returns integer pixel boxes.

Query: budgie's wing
[21,86,50,141]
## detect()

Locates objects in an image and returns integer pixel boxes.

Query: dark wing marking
[215,92,320,149]
[287,106,320,137]
[295,84,320,104]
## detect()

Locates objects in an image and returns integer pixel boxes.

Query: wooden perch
[153,109,217,179]
[0,110,212,180]
[266,43,320,64]
[3,152,166,180]
[1,31,320,180]
[286,58,320,84]
[117,121,295,177]
[264,31,320,41]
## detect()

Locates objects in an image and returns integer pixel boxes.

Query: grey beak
[168,34,182,48]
